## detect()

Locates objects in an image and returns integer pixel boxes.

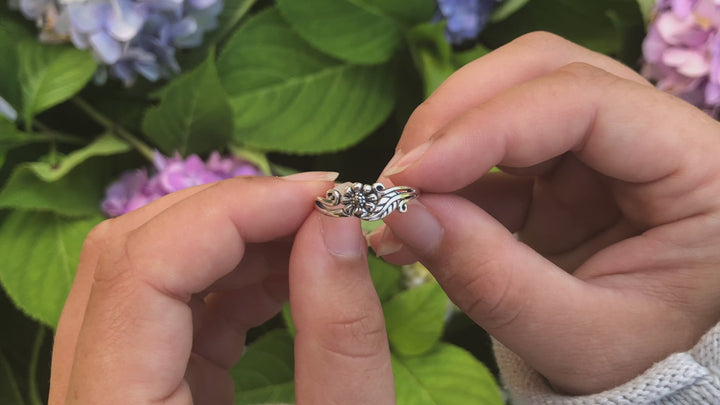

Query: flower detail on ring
[341,183,379,218]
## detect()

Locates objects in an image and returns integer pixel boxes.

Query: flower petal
[89,31,123,64]
[67,3,106,33]
[657,13,696,45]
[663,47,711,76]
[107,2,146,41]
[189,0,217,10]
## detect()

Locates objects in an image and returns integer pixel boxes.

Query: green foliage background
[0,0,649,403]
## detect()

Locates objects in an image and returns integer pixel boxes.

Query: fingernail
[382,142,431,177]
[386,199,443,254]
[320,215,365,258]
[367,226,403,257]
[383,149,405,173]
[283,171,339,181]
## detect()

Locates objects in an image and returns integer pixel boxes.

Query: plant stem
[28,326,46,405]
[33,119,88,146]
[48,132,89,146]
[72,97,154,161]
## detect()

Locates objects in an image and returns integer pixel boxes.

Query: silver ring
[315,182,419,221]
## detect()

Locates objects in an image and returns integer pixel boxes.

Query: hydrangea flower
[0,96,17,122]
[435,0,503,45]
[642,0,720,116]
[102,151,263,217]
[10,0,223,86]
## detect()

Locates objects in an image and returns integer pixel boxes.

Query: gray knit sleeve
[494,323,720,404]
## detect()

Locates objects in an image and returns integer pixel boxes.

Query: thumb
[381,194,612,386]
[290,212,395,405]
[384,194,585,332]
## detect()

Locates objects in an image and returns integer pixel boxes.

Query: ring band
[315,182,419,221]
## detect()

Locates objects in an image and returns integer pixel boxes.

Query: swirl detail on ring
[315,182,419,221]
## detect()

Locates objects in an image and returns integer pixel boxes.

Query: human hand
[48,173,395,405]
[369,32,720,395]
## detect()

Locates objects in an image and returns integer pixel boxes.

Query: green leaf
[489,0,531,22]
[268,162,298,177]
[353,0,438,25]
[276,0,435,64]
[392,344,504,405]
[0,134,130,216]
[0,118,47,168]
[0,211,102,327]
[281,303,296,337]
[208,0,259,45]
[368,255,402,303]
[27,327,46,405]
[407,23,457,98]
[0,118,45,150]
[228,145,272,175]
[177,0,259,69]
[0,159,111,217]
[0,17,34,113]
[452,44,491,68]
[142,50,233,155]
[217,8,396,153]
[605,1,647,65]
[18,40,96,125]
[384,281,447,356]
[482,0,644,58]
[27,134,129,182]
[0,350,24,405]
[82,94,152,137]
[231,329,295,405]
[636,0,656,23]
[361,218,383,235]
[0,288,53,405]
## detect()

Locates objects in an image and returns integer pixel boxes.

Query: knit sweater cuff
[494,323,720,404]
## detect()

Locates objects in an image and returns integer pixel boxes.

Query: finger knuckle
[548,62,619,101]
[556,61,610,81]
[82,218,116,253]
[93,232,133,284]
[511,31,570,52]
[404,99,445,140]
[78,219,113,270]
[72,219,117,286]
[317,311,388,360]
[454,256,525,332]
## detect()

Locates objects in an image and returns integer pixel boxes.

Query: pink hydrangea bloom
[102,151,263,217]
[642,0,720,116]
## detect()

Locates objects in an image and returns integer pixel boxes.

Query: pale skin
[49,173,395,405]
[50,31,720,404]
[370,31,720,394]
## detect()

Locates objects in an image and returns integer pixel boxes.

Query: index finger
[391,32,650,157]
[386,62,720,226]
[64,176,334,404]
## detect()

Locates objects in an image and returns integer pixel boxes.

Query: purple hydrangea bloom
[642,0,720,116]
[102,151,264,217]
[10,0,223,86]
[435,0,503,45]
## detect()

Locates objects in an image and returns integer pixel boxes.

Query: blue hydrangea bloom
[10,0,223,86]
[436,0,503,44]
[0,96,17,122]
